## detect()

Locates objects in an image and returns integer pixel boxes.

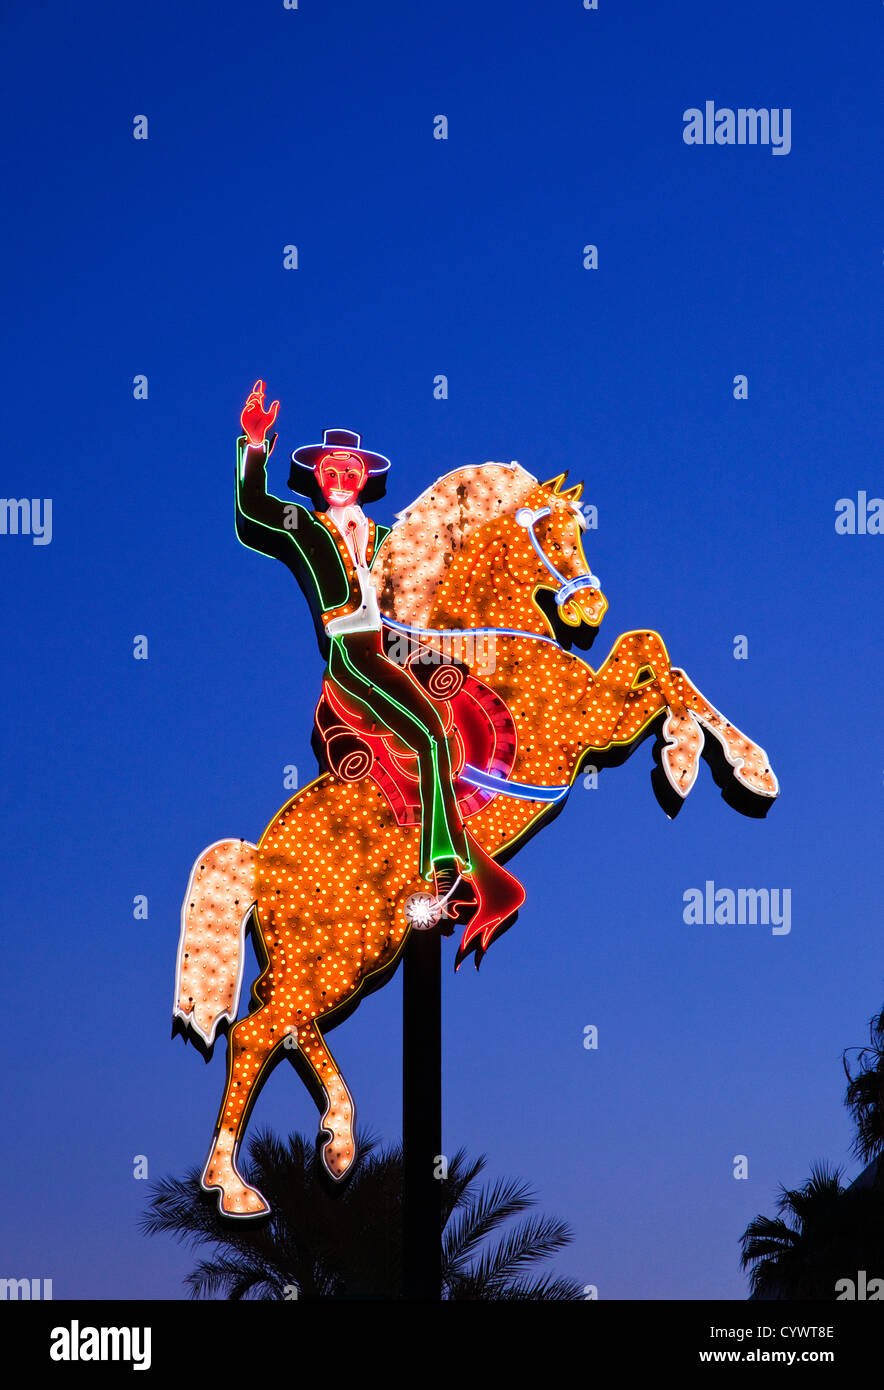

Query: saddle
[314,648,517,826]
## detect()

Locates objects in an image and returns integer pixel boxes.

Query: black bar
[402,923,442,1300]
[17,1299,882,1364]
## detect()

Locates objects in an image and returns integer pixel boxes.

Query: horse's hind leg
[201,1003,356,1206]
[294,1020,356,1180]
[202,1003,282,1216]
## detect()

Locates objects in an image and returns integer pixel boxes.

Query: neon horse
[174,463,778,1216]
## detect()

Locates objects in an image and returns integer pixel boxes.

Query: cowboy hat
[288,428,390,506]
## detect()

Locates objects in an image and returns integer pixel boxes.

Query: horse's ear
[541,472,584,502]
[542,471,568,492]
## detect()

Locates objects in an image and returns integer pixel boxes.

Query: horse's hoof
[717,728,779,799]
[223,1185,270,1217]
[320,1116,356,1176]
[693,709,779,801]
[201,1157,270,1217]
[322,1140,355,1180]
[661,710,704,796]
[204,1178,270,1218]
[734,760,779,799]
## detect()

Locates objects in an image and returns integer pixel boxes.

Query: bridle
[514,505,600,609]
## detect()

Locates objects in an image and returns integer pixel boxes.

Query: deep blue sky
[2,0,882,1299]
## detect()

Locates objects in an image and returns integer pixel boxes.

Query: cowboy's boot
[455,834,526,958]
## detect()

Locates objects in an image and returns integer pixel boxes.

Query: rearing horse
[174,463,777,1216]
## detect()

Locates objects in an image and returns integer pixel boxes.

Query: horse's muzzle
[559,587,608,628]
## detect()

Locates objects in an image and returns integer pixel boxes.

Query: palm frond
[491,1273,585,1300]
[443,1176,535,1270]
[463,1215,573,1294]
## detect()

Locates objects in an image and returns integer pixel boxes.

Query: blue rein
[515,505,600,606]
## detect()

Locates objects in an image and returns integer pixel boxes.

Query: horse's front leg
[589,630,778,804]
[666,662,778,800]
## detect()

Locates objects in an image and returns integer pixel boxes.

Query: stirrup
[404,891,448,930]
[404,865,465,930]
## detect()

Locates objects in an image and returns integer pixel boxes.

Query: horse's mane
[377,462,540,627]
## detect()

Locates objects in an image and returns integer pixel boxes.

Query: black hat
[289,428,390,506]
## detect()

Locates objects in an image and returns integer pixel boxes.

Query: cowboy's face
[315,451,368,507]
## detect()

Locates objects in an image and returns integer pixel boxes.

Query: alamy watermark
[683,102,791,156]
[683,880,791,936]
[835,1270,884,1300]
[0,498,52,545]
[386,629,496,676]
[835,492,883,534]
[50,1322,151,1371]
[1,1276,52,1299]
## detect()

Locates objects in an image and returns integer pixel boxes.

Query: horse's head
[378,462,607,636]
[501,473,608,631]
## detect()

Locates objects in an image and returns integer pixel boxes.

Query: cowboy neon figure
[236,381,523,938]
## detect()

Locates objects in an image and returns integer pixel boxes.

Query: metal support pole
[402,923,442,1300]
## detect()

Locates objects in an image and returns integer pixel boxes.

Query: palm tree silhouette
[740,1162,884,1299]
[741,1163,845,1299]
[740,996,884,1298]
[141,1129,583,1300]
[843,1006,884,1181]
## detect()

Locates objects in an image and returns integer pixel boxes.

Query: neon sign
[174,401,778,1215]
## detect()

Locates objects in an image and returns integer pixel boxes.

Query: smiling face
[315,451,368,507]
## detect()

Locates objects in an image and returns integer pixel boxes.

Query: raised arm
[235,380,312,549]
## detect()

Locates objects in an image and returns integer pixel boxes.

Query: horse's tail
[173,838,258,1048]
